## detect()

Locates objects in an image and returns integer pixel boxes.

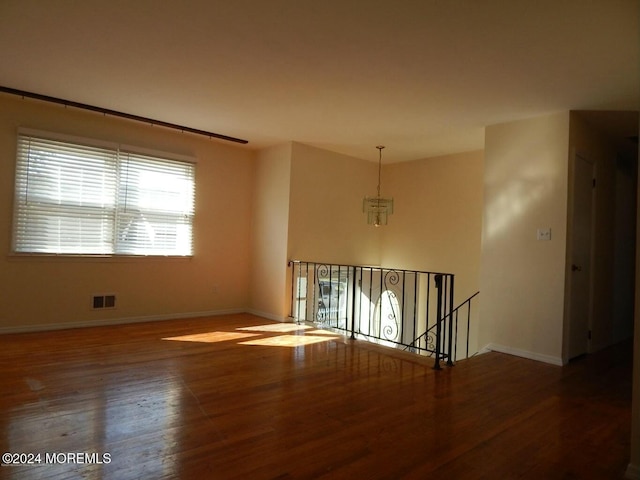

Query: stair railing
[405,290,480,367]
[288,260,473,370]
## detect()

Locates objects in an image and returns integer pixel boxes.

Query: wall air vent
[92,294,116,310]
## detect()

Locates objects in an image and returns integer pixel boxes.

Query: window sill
[6,253,194,263]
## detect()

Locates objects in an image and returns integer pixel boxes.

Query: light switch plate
[537,228,551,241]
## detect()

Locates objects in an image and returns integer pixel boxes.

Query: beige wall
[252,143,485,323]
[3,92,637,472]
[0,94,254,331]
[248,142,384,321]
[630,125,640,479]
[249,144,292,320]
[631,231,640,477]
[629,21,640,474]
[287,142,380,266]
[381,150,484,355]
[381,150,484,298]
[480,113,570,364]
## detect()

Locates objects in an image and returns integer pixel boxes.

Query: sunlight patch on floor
[163,331,260,343]
[237,323,313,333]
[307,329,343,336]
[238,334,338,347]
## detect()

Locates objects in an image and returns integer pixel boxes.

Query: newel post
[447,275,455,366]
[433,274,443,370]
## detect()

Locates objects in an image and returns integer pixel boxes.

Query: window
[12,131,195,256]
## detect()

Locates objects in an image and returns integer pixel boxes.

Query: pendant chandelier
[363,145,394,226]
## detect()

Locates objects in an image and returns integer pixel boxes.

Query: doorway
[567,153,594,360]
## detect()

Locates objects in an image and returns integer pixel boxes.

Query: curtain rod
[0,86,249,145]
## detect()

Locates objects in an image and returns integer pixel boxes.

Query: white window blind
[13,133,195,256]
[117,150,195,255]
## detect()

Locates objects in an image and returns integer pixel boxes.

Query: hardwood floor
[0,313,633,479]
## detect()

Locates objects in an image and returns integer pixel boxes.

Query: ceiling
[0,0,638,163]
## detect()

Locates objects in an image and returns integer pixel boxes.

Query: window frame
[11,128,196,258]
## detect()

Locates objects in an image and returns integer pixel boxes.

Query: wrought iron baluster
[401,271,406,344]
[369,268,374,338]
[434,274,443,370]
[350,267,357,339]
[426,273,431,352]
[454,309,459,363]
[378,269,383,340]
[312,263,318,323]
[412,273,417,352]
[447,275,455,366]
[287,260,477,366]
[305,262,311,321]
[467,300,471,359]
[289,261,295,321]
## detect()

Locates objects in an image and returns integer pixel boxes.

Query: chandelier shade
[363,196,394,226]
[363,146,394,226]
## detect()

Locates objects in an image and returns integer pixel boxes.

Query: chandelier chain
[376,145,384,198]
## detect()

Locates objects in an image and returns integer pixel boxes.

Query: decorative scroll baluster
[288,260,478,370]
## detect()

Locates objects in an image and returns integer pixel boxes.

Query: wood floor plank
[0,313,633,479]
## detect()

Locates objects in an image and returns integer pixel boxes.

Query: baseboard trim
[477,344,493,355]
[0,308,245,334]
[485,343,564,366]
[625,463,640,480]
[245,309,289,323]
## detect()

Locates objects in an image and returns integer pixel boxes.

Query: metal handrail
[288,259,455,277]
[408,291,480,343]
[405,291,479,361]
[288,260,464,370]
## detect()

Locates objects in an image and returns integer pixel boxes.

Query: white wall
[0,94,254,332]
[479,113,570,365]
